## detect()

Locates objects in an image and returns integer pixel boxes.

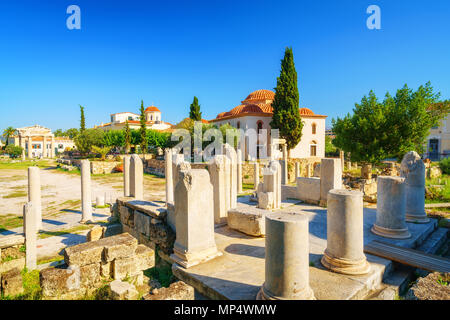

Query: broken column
[253,162,260,189]
[339,150,344,172]
[371,176,411,239]
[24,202,37,270]
[295,162,301,178]
[321,189,370,275]
[123,155,131,197]
[306,163,312,178]
[361,164,372,179]
[170,169,222,268]
[165,149,174,206]
[28,166,42,230]
[168,154,191,231]
[80,159,93,223]
[223,144,237,209]
[400,151,429,223]
[237,149,243,194]
[130,154,144,200]
[258,160,281,210]
[319,158,342,206]
[208,155,228,224]
[281,144,288,184]
[257,212,315,300]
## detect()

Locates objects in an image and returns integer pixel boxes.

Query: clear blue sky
[0,0,449,132]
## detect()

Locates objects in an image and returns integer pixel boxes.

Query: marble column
[257,212,315,300]
[28,167,42,230]
[295,162,301,178]
[339,150,344,172]
[208,155,227,224]
[170,169,222,268]
[50,137,55,158]
[23,202,37,270]
[223,144,237,209]
[371,176,411,239]
[20,136,26,161]
[237,149,243,194]
[253,162,259,190]
[130,154,144,200]
[27,136,32,158]
[306,163,311,178]
[400,151,429,223]
[80,160,93,223]
[123,155,131,197]
[321,189,370,275]
[281,144,288,184]
[258,160,281,210]
[165,149,174,206]
[43,136,47,158]
[319,158,343,206]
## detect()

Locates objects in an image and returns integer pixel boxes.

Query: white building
[96,106,172,132]
[423,113,450,161]
[209,89,327,159]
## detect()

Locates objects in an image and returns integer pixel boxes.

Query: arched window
[237,121,240,129]
[310,140,317,157]
[312,123,317,134]
[257,121,263,134]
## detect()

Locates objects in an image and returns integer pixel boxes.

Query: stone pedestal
[253,162,259,190]
[80,160,93,223]
[24,202,37,270]
[400,151,429,223]
[258,160,281,210]
[130,155,144,200]
[371,176,411,239]
[165,149,174,206]
[237,149,243,194]
[96,196,105,207]
[319,158,342,206]
[123,155,131,197]
[257,212,315,300]
[208,155,228,224]
[28,167,42,230]
[321,189,370,275]
[170,169,222,268]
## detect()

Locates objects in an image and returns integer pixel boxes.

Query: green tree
[74,128,104,155]
[124,120,131,154]
[189,96,202,121]
[54,129,64,137]
[332,82,450,164]
[65,128,80,139]
[91,145,112,161]
[5,145,23,158]
[139,100,148,154]
[270,47,304,151]
[2,126,16,147]
[325,136,339,157]
[80,105,86,133]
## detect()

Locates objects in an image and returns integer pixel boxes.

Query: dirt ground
[0,163,166,223]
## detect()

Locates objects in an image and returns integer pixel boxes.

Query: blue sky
[0,0,449,131]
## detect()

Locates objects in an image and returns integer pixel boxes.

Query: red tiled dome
[299,107,314,116]
[243,90,275,102]
[241,104,264,114]
[145,106,160,112]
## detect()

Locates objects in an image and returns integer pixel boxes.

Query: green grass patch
[3,191,27,198]
[37,255,64,265]
[1,268,42,300]
[242,183,254,190]
[0,214,23,231]
[38,225,91,239]
[425,174,450,204]
[144,265,174,288]
[0,160,53,171]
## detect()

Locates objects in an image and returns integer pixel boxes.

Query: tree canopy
[270,47,304,150]
[139,100,148,154]
[189,96,202,121]
[2,127,15,147]
[80,105,86,133]
[332,82,450,164]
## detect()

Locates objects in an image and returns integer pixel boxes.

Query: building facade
[209,89,327,159]
[423,114,450,161]
[96,106,173,132]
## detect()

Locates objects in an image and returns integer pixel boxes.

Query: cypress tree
[270,47,303,151]
[139,100,147,154]
[124,119,131,154]
[80,105,86,133]
[189,96,202,121]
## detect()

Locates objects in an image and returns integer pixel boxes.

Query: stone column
[208,155,227,224]
[80,159,93,223]
[281,144,288,184]
[27,136,32,158]
[223,144,237,209]
[361,164,372,179]
[23,202,37,270]
[295,162,301,178]
[123,155,131,197]
[50,136,55,158]
[237,149,243,194]
[258,160,281,210]
[28,167,42,230]
[20,136,26,161]
[165,149,174,206]
[306,163,311,178]
[319,158,342,206]
[400,151,429,223]
[321,189,370,275]
[253,162,260,190]
[170,169,222,268]
[257,212,315,300]
[339,150,344,172]
[371,176,411,239]
[130,154,144,200]
[42,136,47,158]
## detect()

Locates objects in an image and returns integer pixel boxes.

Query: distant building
[95,106,173,132]
[423,113,450,161]
[209,89,327,159]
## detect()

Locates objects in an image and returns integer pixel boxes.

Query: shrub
[439,158,450,175]
[5,145,23,158]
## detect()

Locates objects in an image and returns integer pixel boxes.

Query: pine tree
[139,100,147,154]
[80,105,86,133]
[124,120,131,154]
[189,96,202,121]
[270,47,303,151]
